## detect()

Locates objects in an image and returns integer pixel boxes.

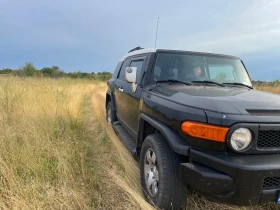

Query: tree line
[0,62,112,81]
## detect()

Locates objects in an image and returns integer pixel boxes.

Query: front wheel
[106,101,117,124]
[140,134,187,210]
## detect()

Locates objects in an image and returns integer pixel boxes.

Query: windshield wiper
[191,80,225,87]
[222,82,253,89]
[156,79,192,86]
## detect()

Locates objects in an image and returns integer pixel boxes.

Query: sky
[0,0,280,81]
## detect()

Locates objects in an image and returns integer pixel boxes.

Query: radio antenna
[154,17,159,51]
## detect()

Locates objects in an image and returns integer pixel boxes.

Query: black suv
[105,48,280,209]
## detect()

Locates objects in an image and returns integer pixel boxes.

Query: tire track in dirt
[90,83,154,210]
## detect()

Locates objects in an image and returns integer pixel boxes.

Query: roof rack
[128,46,144,53]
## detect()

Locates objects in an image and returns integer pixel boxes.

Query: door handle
[118,87,124,93]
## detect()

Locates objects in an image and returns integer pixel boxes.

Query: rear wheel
[140,134,187,210]
[106,101,117,124]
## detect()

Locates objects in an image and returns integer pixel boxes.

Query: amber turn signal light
[181,121,229,142]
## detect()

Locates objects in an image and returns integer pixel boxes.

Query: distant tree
[274,80,280,85]
[56,69,64,77]
[0,68,12,74]
[20,62,36,76]
[52,66,59,71]
[41,66,63,78]
[95,71,112,81]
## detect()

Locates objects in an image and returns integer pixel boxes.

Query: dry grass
[0,77,100,209]
[0,77,280,210]
[255,85,280,94]
[0,77,151,209]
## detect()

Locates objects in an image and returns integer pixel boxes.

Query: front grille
[246,109,280,116]
[263,177,280,189]
[257,130,280,148]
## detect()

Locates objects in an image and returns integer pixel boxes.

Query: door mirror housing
[125,67,137,83]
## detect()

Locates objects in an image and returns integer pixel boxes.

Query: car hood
[153,84,280,115]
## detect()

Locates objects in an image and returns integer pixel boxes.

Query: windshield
[153,52,252,87]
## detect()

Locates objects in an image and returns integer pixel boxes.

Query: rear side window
[118,59,131,80]
[130,60,144,84]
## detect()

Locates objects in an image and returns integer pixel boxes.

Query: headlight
[230,128,252,151]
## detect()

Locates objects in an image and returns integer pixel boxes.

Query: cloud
[173,0,280,56]
[179,28,280,56]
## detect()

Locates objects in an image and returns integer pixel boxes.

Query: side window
[130,60,144,84]
[118,59,131,80]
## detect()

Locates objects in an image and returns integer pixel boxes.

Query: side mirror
[125,67,137,83]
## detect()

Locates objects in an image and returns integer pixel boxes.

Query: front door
[114,58,131,122]
[114,56,147,139]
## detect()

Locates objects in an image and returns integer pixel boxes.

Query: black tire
[140,133,187,210]
[106,101,117,124]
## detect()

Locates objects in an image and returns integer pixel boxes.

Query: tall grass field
[0,76,279,210]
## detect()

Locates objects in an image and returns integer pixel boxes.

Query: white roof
[119,48,239,62]
[120,48,155,61]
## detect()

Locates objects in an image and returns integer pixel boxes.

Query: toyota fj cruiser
[105,47,280,209]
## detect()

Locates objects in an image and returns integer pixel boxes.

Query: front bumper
[180,149,280,206]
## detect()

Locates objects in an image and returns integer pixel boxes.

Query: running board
[113,121,137,156]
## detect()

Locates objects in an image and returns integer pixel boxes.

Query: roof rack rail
[128,46,144,53]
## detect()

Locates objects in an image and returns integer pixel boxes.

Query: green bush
[20,62,36,77]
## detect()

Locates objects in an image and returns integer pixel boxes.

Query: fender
[139,113,190,156]
[106,90,117,111]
